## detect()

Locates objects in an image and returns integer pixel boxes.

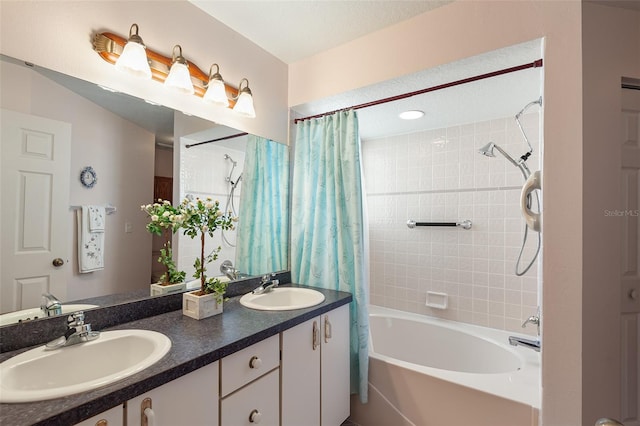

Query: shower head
[224,154,237,166]
[478,142,496,157]
[477,141,521,169]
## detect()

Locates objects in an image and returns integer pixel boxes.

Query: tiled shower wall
[363,112,541,335]
[178,141,245,279]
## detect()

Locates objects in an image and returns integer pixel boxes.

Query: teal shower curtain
[291,109,369,403]
[236,135,289,275]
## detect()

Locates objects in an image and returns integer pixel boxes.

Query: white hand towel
[88,205,105,233]
[78,206,105,273]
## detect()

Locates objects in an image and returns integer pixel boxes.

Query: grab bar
[407,219,472,230]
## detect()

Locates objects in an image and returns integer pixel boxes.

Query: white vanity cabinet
[126,361,219,426]
[220,334,280,426]
[281,304,350,426]
[74,405,123,426]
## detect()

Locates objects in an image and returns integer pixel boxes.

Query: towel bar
[406,219,472,230]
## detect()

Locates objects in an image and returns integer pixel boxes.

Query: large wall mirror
[0,54,289,326]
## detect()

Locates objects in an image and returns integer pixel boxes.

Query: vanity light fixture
[203,64,229,107]
[164,45,194,95]
[92,24,256,117]
[232,78,256,118]
[114,24,151,79]
[399,110,425,120]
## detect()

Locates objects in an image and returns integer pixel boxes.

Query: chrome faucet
[252,273,279,295]
[41,293,62,317]
[45,311,100,350]
[508,308,541,352]
[220,260,240,281]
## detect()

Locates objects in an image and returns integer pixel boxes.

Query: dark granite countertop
[0,285,352,426]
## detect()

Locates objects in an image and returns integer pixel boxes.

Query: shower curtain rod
[294,59,543,123]
[185,132,248,148]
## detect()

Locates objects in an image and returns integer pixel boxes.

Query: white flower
[205,201,214,209]
[162,211,171,217]
[206,196,212,201]
[216,210,223,217]
[151,215,159,221]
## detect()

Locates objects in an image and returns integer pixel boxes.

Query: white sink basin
[0,329,171,403]
[240,287,325,311]
[0,304,99,326]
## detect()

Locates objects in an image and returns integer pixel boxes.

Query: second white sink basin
[0,329,171,403]
[0,304,99,326]
[240,287,325,311]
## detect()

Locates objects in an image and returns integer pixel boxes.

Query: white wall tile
[363,115,541,332]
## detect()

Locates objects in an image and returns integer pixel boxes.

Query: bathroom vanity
[0,284,352,426]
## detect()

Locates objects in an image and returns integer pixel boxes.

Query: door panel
[1,109,71,313]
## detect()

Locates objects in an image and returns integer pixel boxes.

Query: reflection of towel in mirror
[78,206,104,273]
[88,205,105,233]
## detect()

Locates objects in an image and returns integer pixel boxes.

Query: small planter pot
[182,291,223,320]
[150,282,186,296]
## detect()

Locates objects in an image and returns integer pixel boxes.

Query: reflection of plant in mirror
[180,197,236,296]
[141,199,184,235]
[157,242,186,285]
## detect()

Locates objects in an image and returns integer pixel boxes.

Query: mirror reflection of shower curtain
[235,135,289,275]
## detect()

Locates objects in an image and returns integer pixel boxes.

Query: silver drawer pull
[324,315,332,343]
[249,409,262,423]
[249,356,262,369]
[312,320,319,350]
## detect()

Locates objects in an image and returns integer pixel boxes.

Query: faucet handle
[521,315,539,328]
[67,311,85,326]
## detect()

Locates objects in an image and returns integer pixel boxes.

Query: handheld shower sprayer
[476,97,543,277]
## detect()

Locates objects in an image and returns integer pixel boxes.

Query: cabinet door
[127,361,219,426]
[221,368,279,426]
[281,316,321,426]
[74,405,123,426]
[321,304,351,426]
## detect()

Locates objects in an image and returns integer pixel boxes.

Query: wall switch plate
[124,222,133,233]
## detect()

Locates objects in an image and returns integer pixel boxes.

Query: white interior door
[1,109,71,313]
[621,87,640,426]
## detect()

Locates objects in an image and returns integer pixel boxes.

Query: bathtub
[350,306,541,426]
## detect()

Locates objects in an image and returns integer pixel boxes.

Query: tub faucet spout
[508,336,540,352]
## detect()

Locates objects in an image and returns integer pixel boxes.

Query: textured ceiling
[190,0,452,64]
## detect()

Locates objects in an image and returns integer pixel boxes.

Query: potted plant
[179,196,235,320]
[141,200,187,296]
[150,242,187,295]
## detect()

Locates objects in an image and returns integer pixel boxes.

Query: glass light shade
[164,62,194,95]
[115,42,151,79]
[233,91,256,118]
[203,79,229,107]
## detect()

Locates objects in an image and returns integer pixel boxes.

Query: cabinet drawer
[221,334,279,396]
[221,369,279,426]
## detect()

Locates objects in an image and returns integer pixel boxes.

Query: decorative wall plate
[80,166,97,188]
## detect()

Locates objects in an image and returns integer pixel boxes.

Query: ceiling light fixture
[399,110,425,120]
[232,78,256,118]
[164,45,194,95]
[203,64,229,107]
[114,24,151,79]
[92,24,255,117]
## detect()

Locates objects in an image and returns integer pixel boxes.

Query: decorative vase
[150,281,186,296]
[182,291,223,320]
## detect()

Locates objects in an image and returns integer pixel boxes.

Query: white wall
[0,0,288,143]
[1,59,154,301]
[364,113,541,335]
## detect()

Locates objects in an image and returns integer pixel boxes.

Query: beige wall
[0,0,289,143]
[290,2,640,424]
[1,59,154,300]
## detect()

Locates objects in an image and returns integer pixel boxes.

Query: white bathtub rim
[368,305,541,409]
